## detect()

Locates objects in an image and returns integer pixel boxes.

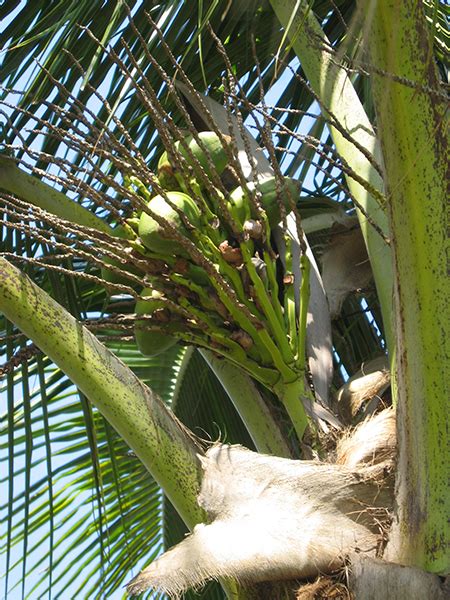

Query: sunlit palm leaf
[0,1,358,207]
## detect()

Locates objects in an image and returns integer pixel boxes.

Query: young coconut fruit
[134,289,178,356]
[101,224,140,285]
[228,176,300,227]
[138,191,201,256]
[158,132,230,187]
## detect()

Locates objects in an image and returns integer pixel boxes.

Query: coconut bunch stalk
[104,121,314,441]
[0,29,332,444]
[0,11,345,444]
[50,24,321,441]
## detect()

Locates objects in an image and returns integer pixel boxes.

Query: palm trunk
[365,0,448,574]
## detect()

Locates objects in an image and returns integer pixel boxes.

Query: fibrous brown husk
[335,408,396,468]
[296,576,353,599]
[335,356,390,422]
[127,443,393,597]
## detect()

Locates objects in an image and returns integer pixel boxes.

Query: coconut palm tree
[0,1,447,598]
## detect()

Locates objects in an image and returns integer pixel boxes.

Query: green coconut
[157,132,230,186]
[177,131,230,179]
[138,191,201,256]
[134,289,177,356]
[228,177,300,226]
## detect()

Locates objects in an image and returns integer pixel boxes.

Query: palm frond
[0,337,188,599]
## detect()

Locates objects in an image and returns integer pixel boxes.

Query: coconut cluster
[101,132,302,384]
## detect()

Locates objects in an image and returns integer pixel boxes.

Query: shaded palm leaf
[0,335,186,599]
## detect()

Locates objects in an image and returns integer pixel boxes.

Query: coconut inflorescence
[100,131,307,387]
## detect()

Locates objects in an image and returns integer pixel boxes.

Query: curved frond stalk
[199,349,292,458]
[0,156,112,233]
[366,0,448,574]
[0,256,203,529]
[269,0,394,354]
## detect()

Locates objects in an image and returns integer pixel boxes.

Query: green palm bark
[365,0,448,574]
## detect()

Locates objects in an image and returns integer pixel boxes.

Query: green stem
[256,329,297,382]
[176,331,279,386]
[195,234,259,316]
[200,350,293,457]
[0,257,203,529]
[128,175,152,202]
[241,243,294,365]
[0,156,112,234]
[215,255,253,310]
[286,294,297,356]
[262,249,285,327]
[185,178,223,244]
[367,0,448,574]
[210,242,298,380]
[282,235,299,357]
[269,0,394,355]
[175,295,229,337]
[207,270,274,366]
[273,378,309,442]
[174,296,272,375]
[296,254,310,371]
[171,251,296,382]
